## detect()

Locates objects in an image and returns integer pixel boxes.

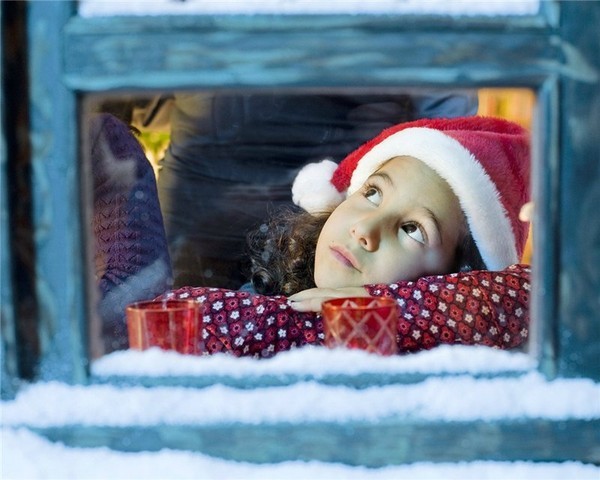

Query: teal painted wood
[531,76,561,379]
[91,369,528,390]
[62,14,561,91]
[0,117,19,400]
[29,417,600,465]
[555,2,600,380]
[0,4,18,400]
[27,1,88,383]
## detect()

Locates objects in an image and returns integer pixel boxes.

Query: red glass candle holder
[322,297,398,356]
[126,299,201,355]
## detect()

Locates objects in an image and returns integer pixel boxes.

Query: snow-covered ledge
[3,347,598,427]
[2,373,599,427]
[78,0,541,17]
[3,348,598,467]
[92,345,534,378]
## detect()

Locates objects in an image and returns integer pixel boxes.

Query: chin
[315,276,343,289]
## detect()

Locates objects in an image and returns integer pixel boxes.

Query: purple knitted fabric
[90,113,172,352]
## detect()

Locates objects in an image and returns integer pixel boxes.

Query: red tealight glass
[321,297,398,356]
[126,299,201,355]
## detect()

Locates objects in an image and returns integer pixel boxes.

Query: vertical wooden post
[0,3,18,398]
[556,3,600,380]
[28,1,88,382]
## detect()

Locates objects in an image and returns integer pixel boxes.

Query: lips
[330,245,360,271]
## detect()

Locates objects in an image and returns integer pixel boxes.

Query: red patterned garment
[161,264,530,358]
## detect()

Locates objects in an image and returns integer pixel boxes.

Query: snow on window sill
[78,0,541,18]
[91,344,535,378]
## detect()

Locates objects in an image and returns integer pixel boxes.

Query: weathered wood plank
[555,1,600,381]
[64,23,561,91]
[0,3,19,400]
[30,418,600,465]
[91,369,529,390]
[27,1,89,382]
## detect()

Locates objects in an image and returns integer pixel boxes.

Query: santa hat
[292,116,530,270]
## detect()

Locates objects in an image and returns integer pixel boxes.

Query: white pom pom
[292,159,345,213]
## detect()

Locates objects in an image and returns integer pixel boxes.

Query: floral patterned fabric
[161,264,530,358]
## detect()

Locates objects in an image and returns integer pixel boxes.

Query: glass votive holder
[126,299,201,355]
[321,297,398,356]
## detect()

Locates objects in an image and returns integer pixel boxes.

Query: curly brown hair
[247,207,487,296]
[246,207,329,296]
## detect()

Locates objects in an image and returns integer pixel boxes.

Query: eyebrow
[369,171,394,186]
[370,171,444,245]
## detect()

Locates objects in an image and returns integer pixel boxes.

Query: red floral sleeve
[364,264,531,352]
[161,264,530,357]
[160,287,323,358]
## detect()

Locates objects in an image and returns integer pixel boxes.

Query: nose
[351,217,380,252]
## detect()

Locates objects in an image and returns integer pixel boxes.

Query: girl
[163,116,531,357]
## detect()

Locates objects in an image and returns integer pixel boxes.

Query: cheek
[314,227,330,265]
[313,245,325,282]
[313,229,334,285]
[315,211,344,255]
[423,247,454,274]
[385,262,422,283]
[370,247,436,284]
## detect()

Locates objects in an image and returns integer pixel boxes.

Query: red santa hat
[292,116,530,270]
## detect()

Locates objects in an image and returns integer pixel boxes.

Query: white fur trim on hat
[292,159,345,213]
[347,127,518,270]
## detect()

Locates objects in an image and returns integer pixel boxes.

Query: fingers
[287,298,325,312]
[287,288,324,302]
[288,288,335,312]
[288,287,370,312]
[519,201,534,222]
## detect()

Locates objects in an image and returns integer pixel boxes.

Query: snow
[78,0,541,17]
[3,372,600,427]
[92,344,536,377]
[3,347,600,427]
[2,346,600,478]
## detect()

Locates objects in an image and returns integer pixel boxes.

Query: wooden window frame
[2,0,599,464]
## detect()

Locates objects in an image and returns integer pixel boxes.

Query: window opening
[83,87,537,383]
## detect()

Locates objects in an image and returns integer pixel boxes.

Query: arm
[164,264,530,357]
[160,287,322,358]
[365,264,530,352]
[290,264,530,353]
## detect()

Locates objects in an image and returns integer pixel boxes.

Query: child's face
[314,156,464,288]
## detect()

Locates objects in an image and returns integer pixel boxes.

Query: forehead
[373,156,463,221]
[374,155,447,186]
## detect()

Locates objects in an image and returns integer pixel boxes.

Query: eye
[363,186,382,205]
[401,222,426,245]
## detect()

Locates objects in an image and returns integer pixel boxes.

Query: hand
[519,201,534,222]
[288,286,370,312]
